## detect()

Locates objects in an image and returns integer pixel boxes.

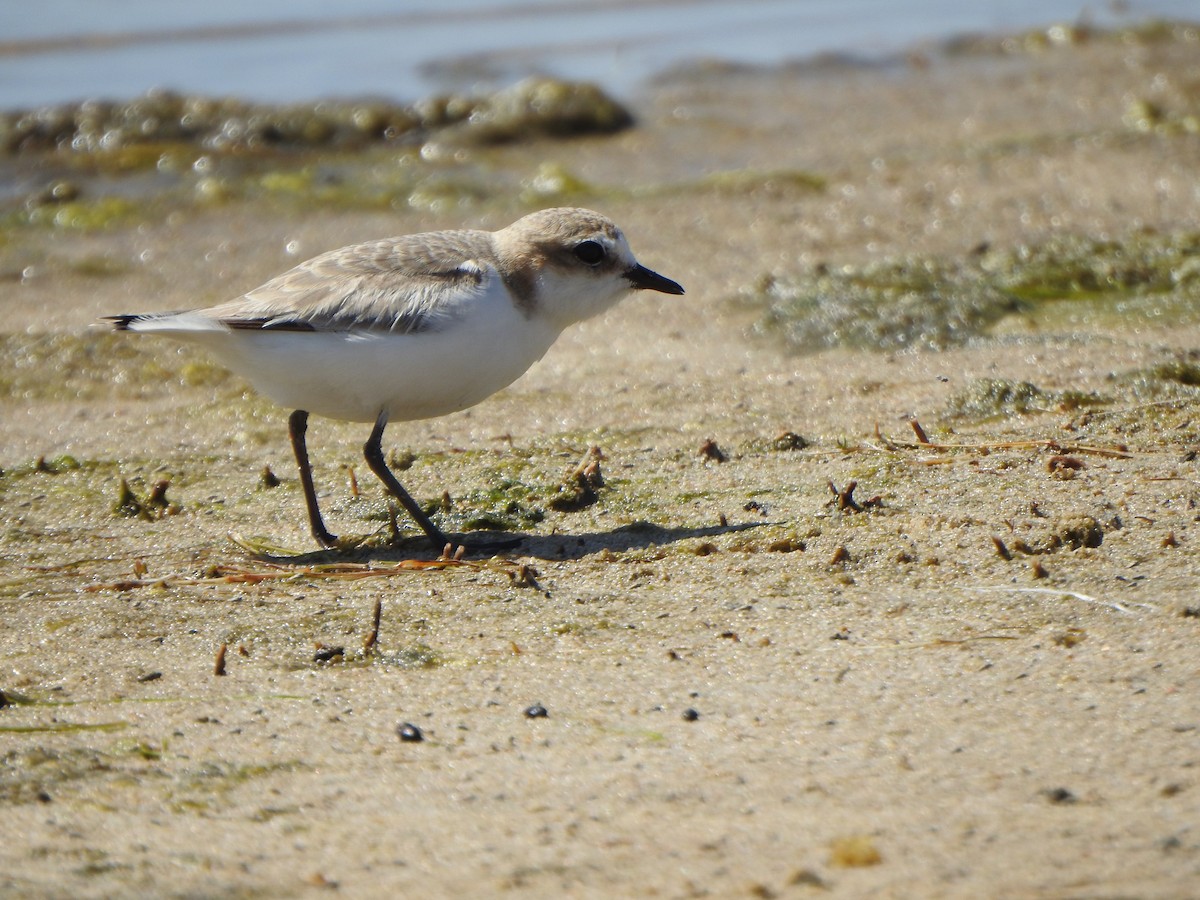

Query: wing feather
[206,231,498,334]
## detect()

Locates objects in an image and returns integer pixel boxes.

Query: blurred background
[3,0,1197,108]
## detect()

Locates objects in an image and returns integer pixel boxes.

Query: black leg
[288,409,338,548]
[362,411,450,552]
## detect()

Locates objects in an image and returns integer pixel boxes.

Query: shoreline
[3,28,1200,898]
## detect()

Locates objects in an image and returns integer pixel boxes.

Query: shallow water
[2,0,1197,108]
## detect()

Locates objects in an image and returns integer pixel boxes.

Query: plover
[105,207,684,551]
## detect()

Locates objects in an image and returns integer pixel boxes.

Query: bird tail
[103,314,144,331]
[100,311,224,334]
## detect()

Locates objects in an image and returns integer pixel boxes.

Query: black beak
[625,264,685,295]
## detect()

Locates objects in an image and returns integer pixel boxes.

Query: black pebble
[397,722,424,742]
[682,708,700,722]
[313,646,344,663]
[1042,787,1077,804]
[524,703,549,719]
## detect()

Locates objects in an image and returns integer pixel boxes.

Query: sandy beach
[3,25,1200,897]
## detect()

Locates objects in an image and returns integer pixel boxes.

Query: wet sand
[3,28,1200,898]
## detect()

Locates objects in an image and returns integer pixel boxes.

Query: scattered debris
[828,480,881,513]
[1047,455,1086,479]
[313,644,344,663]
[786,869,827,889]
[872,421,1131,458]
[772,431,809,451]
[970,586,1151,615]
[363,598,383,653]
[699,439,728,463]
[549,446,605,511]
[113,478,180,520]
[1053,628,1087,648]
[508,563,540,589]
[214,643,227,676]
[829,835,882,868]
[397,722,424,743]
[259,465,280,488]
[86,552,501,593]
[1042,787,1078,805]
[767,537,805,553]
[1050,515,1105,550]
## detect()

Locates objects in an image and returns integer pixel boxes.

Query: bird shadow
[241,519,772,566]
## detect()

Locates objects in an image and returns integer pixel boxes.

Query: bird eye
[573,240,605,266]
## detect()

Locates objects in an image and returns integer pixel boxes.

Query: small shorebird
[105,207,684,551]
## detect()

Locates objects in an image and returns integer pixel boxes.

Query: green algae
[439,77,633,145]
[12,196,141,231]
[751,231,1200,353]
[1115,354,1200,402]
[372,643,446,669]
[943,378,1105,421]
[692,168,825,195]
[422,476,548,533]
[0,78,638,231]
[0,80,633,159]
[0,746,115,805]
[520,161,598,204]
[0,721,128,735]
[980,234,1200,302]
[752,258,1023,352]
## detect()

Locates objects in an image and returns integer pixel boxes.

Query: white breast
[191,280,561,423]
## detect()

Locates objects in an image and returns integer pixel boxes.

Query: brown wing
[206,230,497,334]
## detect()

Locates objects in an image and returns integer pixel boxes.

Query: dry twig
[873,420,1132,459]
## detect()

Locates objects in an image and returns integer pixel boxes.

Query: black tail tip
[103,314,140,331]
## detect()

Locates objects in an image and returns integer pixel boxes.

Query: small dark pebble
[0,689,8,709]
[313,646,345,663]
[136,671,163,683]
[1181,606,1200,618]
[524,703,549,719]
[1042,787,1077,804]
[36,790,52,804]
[682,708,700,722]
[397,722,424,742]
